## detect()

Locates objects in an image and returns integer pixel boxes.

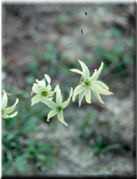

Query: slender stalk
[79,75,83,85]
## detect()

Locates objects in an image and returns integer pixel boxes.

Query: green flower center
[84,80,91,86]
[41,90,48,97]
[56,106,62,111]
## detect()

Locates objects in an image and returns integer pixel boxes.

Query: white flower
[70,59,113,106]
[31,74,54,106]
[2,90,19,118]
[43,85,73,126]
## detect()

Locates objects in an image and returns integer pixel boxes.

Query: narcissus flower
[2,90,19,118]
[43,85,73,126]
[70,59,113,106]
[31,74,54,106]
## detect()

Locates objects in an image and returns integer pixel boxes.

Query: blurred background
[2,2,135,176]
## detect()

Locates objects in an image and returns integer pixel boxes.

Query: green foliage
[93,37,134,81]
[3,128,60,176]
[2,89,60,176]
[29,61,39,76]
[75,110,95,140]
[25,61,40,84]
[60,64,72,75]
[111,26,122,38]
[13,155,28,173]
[44,44,57,64]
[21,117,39,133]
[92,135,121,155]
[93,45,104,59]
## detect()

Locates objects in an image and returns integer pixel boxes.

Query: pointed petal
[31,94,41,106]
[90,62,104,81]
[93,81,109,90]
[78,90,85,107]
[70,69,83,76]
[85,87,91,104]
[92,90,104,104]
[54,84,59,92]
[2,113,9,119]
[2,90,8,110]
[8,111,18,118]
[48,91,54,97]
[55,85,62,105]
[37,79,46,89]
[57,110,68,126]
[62,88,73,109]
[73,84,85,101]
[47,110,57,121]
[42,99,56,109]
[44,74,51,84]
[49,97,53,101]
[91,83,113,95]
[32,84,41,94]
[78,59,90,80]
[4,98,19,114]
[31,93,55,108]
[47,84,51,91]
[2,111,18,119]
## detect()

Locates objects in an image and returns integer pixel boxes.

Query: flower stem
[79,75,82,85]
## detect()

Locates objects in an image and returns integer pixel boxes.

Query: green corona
[41,90,48,97]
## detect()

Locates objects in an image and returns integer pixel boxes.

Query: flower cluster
[31,74,54,106]
[45,84,73,126]
[31,74,73,126]
[70,60,113,106]
[2,60,113,126]
[30,60,113,126]
[2,90,19,119]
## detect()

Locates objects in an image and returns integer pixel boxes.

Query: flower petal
[54,84,59,92]
[31,94,41,106]
[78,90,85,107]
[91,83,113,95]
[32,84,41,94]
[42,99,57,109]
[57,110,68,126]
[70,69,83,76]
[47,110,57,121]
[62,88,73,109]
[48,91,54,97]
[78,59,90,80]
[2,90,8,110]
[85,87,91,104]
[4,98,19,114]
[2,113,9,119]
[44,74,51,84]
[90,62,104,81]
[93,81,109,90]
[47,84,51,91]
[92,90,104,104]
[73,84,85,101]
[37,79,46,89]
[55,85,62,105]
[2,111,18,119]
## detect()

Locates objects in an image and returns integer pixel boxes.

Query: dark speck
[85,11,87,15]
[81,29,83,34]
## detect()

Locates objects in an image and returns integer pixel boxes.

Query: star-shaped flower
[70,59,113,106]
[31,74,54,106]
[2,90,19,118]
[43,85,73,126]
